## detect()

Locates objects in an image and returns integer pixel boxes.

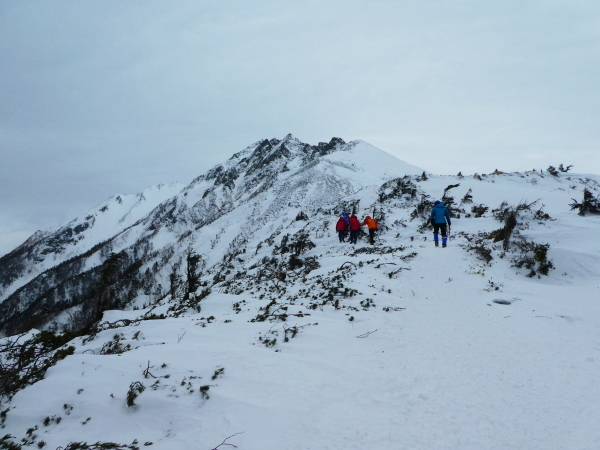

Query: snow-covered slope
[1,136,600,449]
[0,135,423,336]
[0,182,184,302]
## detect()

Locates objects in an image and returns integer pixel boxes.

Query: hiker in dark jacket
[430,200,451,247]
[349,214,360,244]
[336,216,348,243]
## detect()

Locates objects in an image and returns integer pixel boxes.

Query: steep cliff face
[0,135,422,336]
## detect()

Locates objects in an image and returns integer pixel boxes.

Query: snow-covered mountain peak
[1,135,600,449]
[190,136,420,196]
[324,139,424,182]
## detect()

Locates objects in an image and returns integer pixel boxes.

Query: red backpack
[336,218,346,231]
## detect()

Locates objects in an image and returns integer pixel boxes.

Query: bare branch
[356,329,378,338]
[211,432,245,450]
[143,361,157,379]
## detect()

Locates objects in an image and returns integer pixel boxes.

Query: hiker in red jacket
[362,215,378,245]
[335,216,347,243]
[349,214,360,244]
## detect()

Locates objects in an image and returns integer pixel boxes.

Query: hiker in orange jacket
[362,215,378,245]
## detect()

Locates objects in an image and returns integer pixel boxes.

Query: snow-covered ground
[2,140,600,449]
[4,213,600,449]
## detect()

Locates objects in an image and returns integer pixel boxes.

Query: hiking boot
[442,243,447,248]
[434,241,439,247]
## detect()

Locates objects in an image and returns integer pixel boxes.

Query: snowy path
[3,239,600,449]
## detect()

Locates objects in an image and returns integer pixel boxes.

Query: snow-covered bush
[471,204,488,218]
[98,333,131,355]
[468,200,555,276]
[510,239,554,277]
[126,382,145,407]
[570,188,600,216]
[378,177,418,202]
[462,233,494,263]
[0,331,76,402]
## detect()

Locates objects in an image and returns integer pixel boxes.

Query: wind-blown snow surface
[2,144,600,449]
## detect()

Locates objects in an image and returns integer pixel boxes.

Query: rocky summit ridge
[0,135,421,336]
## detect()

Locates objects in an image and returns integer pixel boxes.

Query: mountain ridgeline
[0,135,412,336]
[0,134,597,337]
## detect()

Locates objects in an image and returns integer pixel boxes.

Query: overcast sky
[1,0,599,256]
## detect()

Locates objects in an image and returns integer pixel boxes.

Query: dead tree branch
[143,361,156,379]
[211,432,245,450]
[356,329,378,338]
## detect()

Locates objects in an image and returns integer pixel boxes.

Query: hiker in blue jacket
[430,200,451,247]
[341,212,350,229]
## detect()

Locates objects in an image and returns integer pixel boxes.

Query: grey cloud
[1,0,599,255]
